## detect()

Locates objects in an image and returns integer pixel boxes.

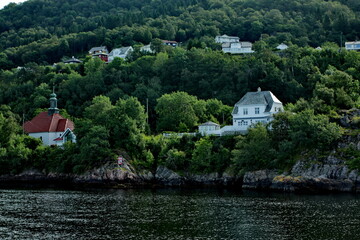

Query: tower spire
[48,90,59,115]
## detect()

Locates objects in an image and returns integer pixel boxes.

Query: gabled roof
[199,121,220,127]
[24,112,74,133]
[109,46,133,56]
[89,46,108,53]
[63,56,82,64]
[234,90,282,113]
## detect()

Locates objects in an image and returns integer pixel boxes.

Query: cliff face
[243,134,360,193]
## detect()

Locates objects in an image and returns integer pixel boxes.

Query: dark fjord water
[0,188,359,239]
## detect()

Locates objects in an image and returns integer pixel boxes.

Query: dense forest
[1,0,360,68]
[0,0,359,176]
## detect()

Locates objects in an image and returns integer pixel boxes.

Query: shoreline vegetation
[0,0,360,193]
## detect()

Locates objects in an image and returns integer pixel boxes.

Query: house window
[255,107,259,114]
[243,108,248,115]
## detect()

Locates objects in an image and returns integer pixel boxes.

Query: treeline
[1,45,359,127]
[1,0,360,68]
[0,45,359,175]
[0,96,345,176]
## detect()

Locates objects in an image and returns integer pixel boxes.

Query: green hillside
[1,0,360,67]
[0,0,359,177]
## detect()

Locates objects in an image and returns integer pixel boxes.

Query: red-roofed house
[23,93,76,146]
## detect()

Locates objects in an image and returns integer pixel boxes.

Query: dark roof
[24,112,74,133]
[233,90,282,113]
[162,40,178,44]
[89,46,108,53]
[63,57,82,64]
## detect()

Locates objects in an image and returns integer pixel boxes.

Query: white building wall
[232,104,272,130]
[223,46,254,54]
[215,36,239,43]
[29,131,64,146]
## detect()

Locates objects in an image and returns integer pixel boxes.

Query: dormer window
[243,108,248,115]
[255,107,259,114]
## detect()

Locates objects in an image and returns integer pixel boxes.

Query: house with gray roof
[89,46,109,62]
[108,46,133,62]
[221,41,254,54]
[215,34,240,43]
[215,34,254,54]
[231,87,283,131]
[199,88,283,136]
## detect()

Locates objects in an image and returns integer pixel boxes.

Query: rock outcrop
[243,134,360,193]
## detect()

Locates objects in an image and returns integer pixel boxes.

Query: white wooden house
[215,34,240,43]
[215,35,254,54]
[231,88,283,131]
[108,46,133,62]
[222,41,254,54]
[199,88,283,136]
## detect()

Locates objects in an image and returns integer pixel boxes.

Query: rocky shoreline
[1,133,359,193]
[1,159,359,193]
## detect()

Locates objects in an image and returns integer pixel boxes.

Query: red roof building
[23,93,76,146]
[24,112,74,134]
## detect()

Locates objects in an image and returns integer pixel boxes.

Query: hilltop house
[108,46,133,62]
[215,34,240,43]
[140,40,178,53]
[199,88,283,136]
[276,43,289,50]
[89,46,109,62]
[162,40,178,47]
[222,41,254,54]
[215,34,254,54]
[63,56,82,64]
[345,41,360,51]
[23,93,76,146]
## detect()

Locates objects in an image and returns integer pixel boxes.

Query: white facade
[199,89,283,136]
[198,121,221,136]
[29,131,63,146]
[222,42,254,54]
[29,128,76,146]
[215,35,240,43]
[108,46,133,62]
[345,41,360,51]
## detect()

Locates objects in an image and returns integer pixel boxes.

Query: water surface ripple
[0,188,359,239]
